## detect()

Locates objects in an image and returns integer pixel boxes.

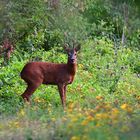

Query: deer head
[64,43,81,64]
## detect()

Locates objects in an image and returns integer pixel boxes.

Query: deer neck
[67,60,77,75]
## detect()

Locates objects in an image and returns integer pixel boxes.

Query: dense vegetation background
[0,0,140,140]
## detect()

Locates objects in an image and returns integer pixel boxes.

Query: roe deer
[20,43,80,108]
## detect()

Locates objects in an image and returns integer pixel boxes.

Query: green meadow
[0,0,140,140]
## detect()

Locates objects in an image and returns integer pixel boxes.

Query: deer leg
[64,85,67,102]
[58,84,67,108]
[21,83,40,102]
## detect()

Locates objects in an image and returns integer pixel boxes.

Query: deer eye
[68,53,72,57]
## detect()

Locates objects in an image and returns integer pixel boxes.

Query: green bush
[0,0,140,139]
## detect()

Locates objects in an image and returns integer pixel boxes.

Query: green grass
[0,39,140,140]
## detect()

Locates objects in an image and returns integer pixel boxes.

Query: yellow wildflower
[48,103,52,107]
[20,109,25,116]
[68,124,73,129]
[85,110,90,116]
[81,119,89,126]
[67,114,73,118]
[110,108,120,124]
[48,107,52,113]
[8,121,20,128]
[14,121,20,128]
[87,115,94,121]
[96,123,101,127]
[110,108,119,119]
[71,136,80,140]
[81,115,94,126]
[96,95,104,100]
[104,103,112,111]
[90,109,97,114]
[34,97,45,103]
[67,108,73,113]
[121,104,128,110]
[78,64,84,69]
[51,118,56,122]
[82,135,88,140]
[136,96,140,101]
[95,113,109,120]
[120,104,133,113]
[68,102,75,109]
[71,117,78,123]
[77,112,82,118]
[17,109,25,117]
[95,113,102,120]
[34,97,42,103]
[112,108,119,114]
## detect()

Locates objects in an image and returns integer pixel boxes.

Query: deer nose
[71,55,75,60]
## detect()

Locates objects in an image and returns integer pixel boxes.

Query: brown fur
[21,46,80,108]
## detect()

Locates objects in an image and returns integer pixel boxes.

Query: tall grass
[0,39,140,140]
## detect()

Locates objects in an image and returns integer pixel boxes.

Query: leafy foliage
[0,0,140,139]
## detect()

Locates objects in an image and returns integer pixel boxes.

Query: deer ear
[64,44,70,52]
[75,44,81,52]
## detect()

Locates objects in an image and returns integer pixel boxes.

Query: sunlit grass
[0,94,140,140]
[0,40,140,140]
